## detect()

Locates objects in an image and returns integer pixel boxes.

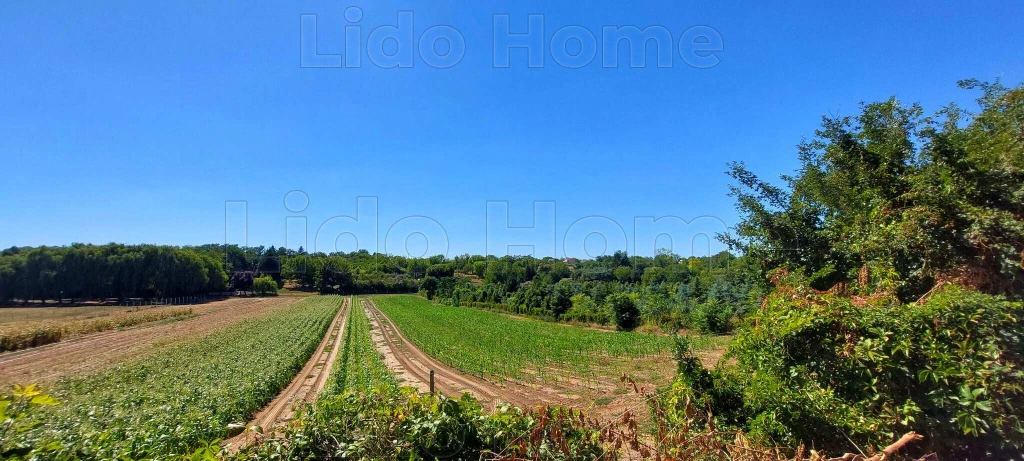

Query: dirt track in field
[225,296,351,449]
[0,296,305,387]
[364,298,587,413]
[364,297,694,425]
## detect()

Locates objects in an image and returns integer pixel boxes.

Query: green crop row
[371,295,713,382]
[9,295,342,460]
[324,298,397,396]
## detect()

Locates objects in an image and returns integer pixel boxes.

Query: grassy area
[10,295,342,459]
[371,295,726,383]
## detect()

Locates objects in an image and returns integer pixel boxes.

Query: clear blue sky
[1,1,1021,258]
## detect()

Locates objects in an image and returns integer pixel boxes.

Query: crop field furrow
[9,295,343,460]
[366,296,695,421]
[225,296,351,449]
[0,296,305,387]
[323,297,398,396]
[363,298,508,407]
[370,295,715,384]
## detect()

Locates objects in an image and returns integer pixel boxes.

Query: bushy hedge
[232,387,606,460]
[667,284,1024,458]
[251,276,278,296]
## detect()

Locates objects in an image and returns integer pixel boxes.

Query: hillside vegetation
[671,79,1024,458]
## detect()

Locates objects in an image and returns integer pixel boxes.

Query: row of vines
[370,295,719,382]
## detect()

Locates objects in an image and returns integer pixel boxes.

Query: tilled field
[0,296,305,387]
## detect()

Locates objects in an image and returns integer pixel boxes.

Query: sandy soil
[0,296,306,387]
[225,296,351,449]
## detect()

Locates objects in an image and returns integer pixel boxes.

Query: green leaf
[29,394,59,406]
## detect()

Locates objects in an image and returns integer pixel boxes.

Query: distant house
[562,257,579,265]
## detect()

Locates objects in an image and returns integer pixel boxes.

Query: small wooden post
[429,370,435,394]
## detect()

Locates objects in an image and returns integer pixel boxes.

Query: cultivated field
[0,296,304,387]
[10,295,342,459]
[4,294,730,458]
[369,295,728,419]
[0,305,196,352]
[1,305,152,324]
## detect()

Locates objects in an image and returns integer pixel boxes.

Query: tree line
[1,240,759,335]
[280,249,763,333]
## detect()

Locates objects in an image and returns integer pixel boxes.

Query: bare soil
[0,296,305,387]
[225,296,351,449]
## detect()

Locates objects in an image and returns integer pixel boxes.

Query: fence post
[429,370,435,394]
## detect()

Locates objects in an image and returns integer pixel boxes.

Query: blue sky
[1,1,1021,258]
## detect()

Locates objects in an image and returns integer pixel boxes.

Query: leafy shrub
[562,294,610,325]
[230,270,254,293]
[420,275,439,299]
[692,300,732,334]
[669,284,1024,457]
[252,275,278,296]
[1,385,60,459]
[426,263,455,278]
[606,293,639,331]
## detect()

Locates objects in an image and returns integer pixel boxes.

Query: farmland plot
[370,295,728,417]
[371,295,722,381]
[0,296,302,387]
[8,295,342,460]
[325,298,397,395]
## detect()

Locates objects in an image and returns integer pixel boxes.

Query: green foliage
[562,294,610,324]
[234,301,614,460]
[324,299,397,396]
[1,243,763,334]
[678,79,1024,458]
[606,293,640,331]
[9,296,342,459]
[0,385,61,459]
[692,300,731,334]
[723,80,1024,300]
[673,285,1024,456]
[372,295,694,383]
[0,244,228,304]
[251,275,278,296]
[426,262,455,278]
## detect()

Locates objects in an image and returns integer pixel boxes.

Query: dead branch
[825,432,923,461]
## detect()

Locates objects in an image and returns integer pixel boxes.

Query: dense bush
[669,285,1024,457]
[691,300,732,334]
[606,293,640,331]
[251,276,278,296]
[233,387,606,461]
[562,294,610,324]
[230,270,254,293]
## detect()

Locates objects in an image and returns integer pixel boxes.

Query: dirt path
[225,296,351,449]
[364,298,578,413]
[0,296,305,387]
